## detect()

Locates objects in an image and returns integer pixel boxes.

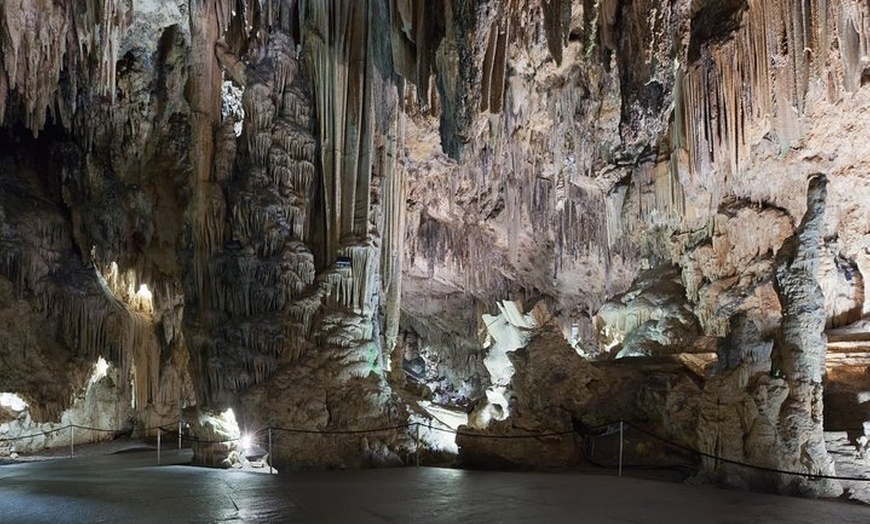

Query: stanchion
[70,425,75,459]
[415,423,420,467]
[157,427,162,465]
[268,428,273,475]
[178,420,182,450]
[618,421,624,477]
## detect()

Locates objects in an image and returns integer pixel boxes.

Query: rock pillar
[772,174,840,496]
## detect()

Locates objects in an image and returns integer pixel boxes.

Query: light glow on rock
[409,412,461,455]
[132,283,154,313]
[88,357,110,385]
[0,392,28,412]
[220,408,242,441]
[474,300,536,426]
[136,283,152,299]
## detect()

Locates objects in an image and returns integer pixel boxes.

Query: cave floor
[1,450,869,523]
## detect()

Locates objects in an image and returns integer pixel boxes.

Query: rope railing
[3,417,870,484]
[268,423,412,435]
[622,421,870,483]
[0,425,71,442]
[0,422,183,442]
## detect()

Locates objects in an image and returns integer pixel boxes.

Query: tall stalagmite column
[772,174,841,497]
[187,0,226,310]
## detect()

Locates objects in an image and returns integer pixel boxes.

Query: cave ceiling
[0,0,869,492]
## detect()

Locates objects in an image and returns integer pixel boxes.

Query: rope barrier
[427,425,576,439]
[0,421,182,444]
[72,423,178,434]
[0,426,70,442]
[3,417,870,484]
[623,421,870,483]
[269,423,412,435]
[579,423,695,471]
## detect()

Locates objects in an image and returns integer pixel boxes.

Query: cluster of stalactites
[302,0,407,320]
[191,0,410,399]
[316,310,379,382]
[413,210,514,301]
[0,0,131,136]
[213,0,299,46]
[303,0,377,262]
[324,244,379,316]
[191,14,323,401]
[675,0,869,186]
[3,249,161,413]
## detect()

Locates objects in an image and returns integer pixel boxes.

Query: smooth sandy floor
[1,450,870,523]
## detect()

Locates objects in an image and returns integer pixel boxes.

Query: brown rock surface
[0,0,867,498]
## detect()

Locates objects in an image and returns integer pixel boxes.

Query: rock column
[772,174,840,496]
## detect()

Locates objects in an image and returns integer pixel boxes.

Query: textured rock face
[770,175,840,495]
[698,178,841,497]
[0,0,868,497]
[458,323,703,468]
[594,264,701,358]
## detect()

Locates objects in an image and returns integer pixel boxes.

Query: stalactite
[127,311,161,410]
[680,0,869,194]
[605,184,628,248]
[653,159,686,221]
[282,85,314,126]
[379,103,405,353]
[303,0,377,263]
[559,184,608,261]
[480,14,510,114]
[0,0,131,135]
[272,37,300,108]
[242,84,277,164]
[505,172,520,264]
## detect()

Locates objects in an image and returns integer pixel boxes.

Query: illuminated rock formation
[0,0,868,498]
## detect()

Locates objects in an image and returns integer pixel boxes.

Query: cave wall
[0,0,867,493]
[0,0,196,431]
[396,0,870,494]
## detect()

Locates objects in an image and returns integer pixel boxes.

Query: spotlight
[240,434,252,451]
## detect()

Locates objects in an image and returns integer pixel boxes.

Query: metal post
[70,425,75,459]
[268,428,273,475]
[178,394,183,451]
[618,421,624,478]
[415,423,420,467]
[157,427,162,465]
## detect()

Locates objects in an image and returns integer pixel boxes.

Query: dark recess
[688,0,748,63]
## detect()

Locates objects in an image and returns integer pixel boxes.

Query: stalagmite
[4,0,870,493]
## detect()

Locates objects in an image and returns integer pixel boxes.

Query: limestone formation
[0,0,868,501]
[594,265,701,358]
[697,177,842,497]
[770,174,841,496]
[458,322,703,468]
